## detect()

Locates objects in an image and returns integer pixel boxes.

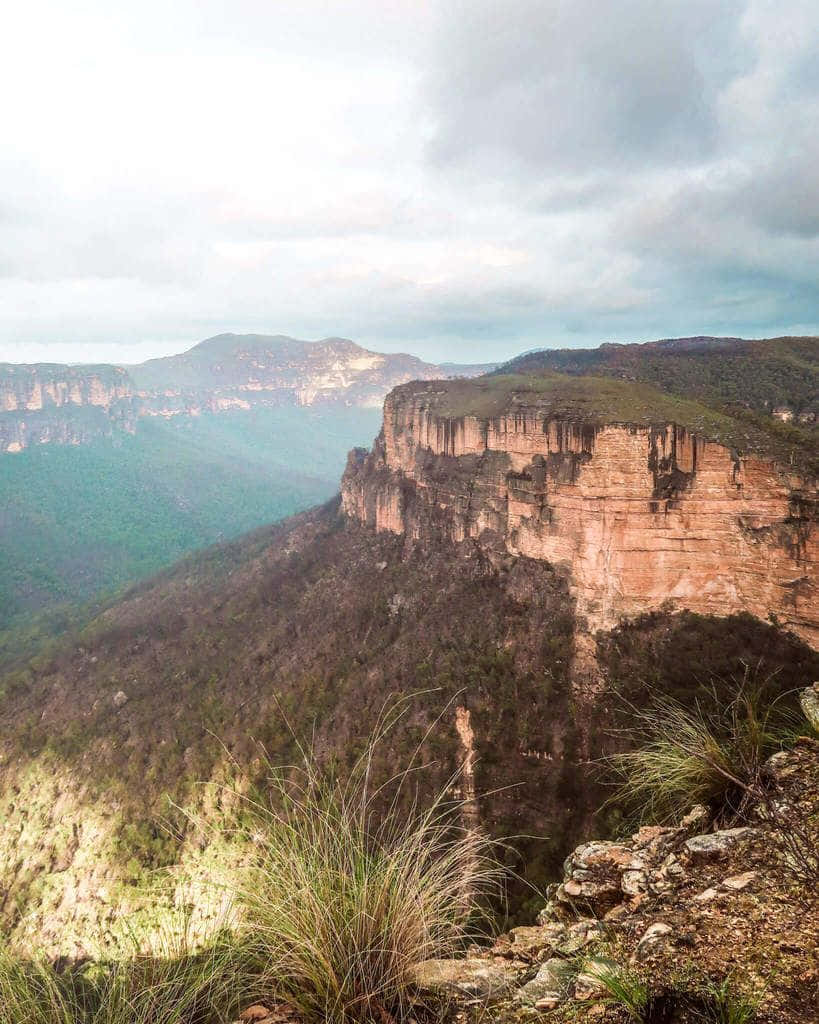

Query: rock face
[341,384,818,647]
[0,335,491,452]
[0,364,137,450]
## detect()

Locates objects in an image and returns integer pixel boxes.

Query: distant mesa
[0,333,494,452]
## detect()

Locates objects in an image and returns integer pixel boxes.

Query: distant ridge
[0,332,494,453]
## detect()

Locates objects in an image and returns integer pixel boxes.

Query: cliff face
[0,365,137,451]
[342,384,818,648]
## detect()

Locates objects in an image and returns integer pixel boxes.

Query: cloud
[0,0,816,363]
[426,0,750,172]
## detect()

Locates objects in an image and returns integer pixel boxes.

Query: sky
[1,0,817,365]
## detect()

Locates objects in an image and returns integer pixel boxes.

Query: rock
[239,1007,273,1022]
[536,899,565,925]
[635,922,673,959]
[722,870,757,891]
[603,902,633,922]
[621,869,647,895]
[574,973,608,1000]
[112,690,129,708]
[505,923,566,960]
[800,682,819,733]
[693,887,719,902]
[679,804,711,833]
[534,994,562,1010]
[517,958,576,1006]
[557,841,636,913]
[408,958,516,999]
[684,827,757,861]
[556,919,605,955]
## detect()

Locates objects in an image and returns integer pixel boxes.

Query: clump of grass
[228,721,503,1023]
[0,911,243,1024]
[605,676,795,823]
[0,947,74,1024]
[582,957,649,1020]
[700,973,762,1024]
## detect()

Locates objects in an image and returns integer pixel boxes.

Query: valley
[0,333,490,635]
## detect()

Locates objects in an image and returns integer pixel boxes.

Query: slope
[1,498,816,955]
[0,405,381,633]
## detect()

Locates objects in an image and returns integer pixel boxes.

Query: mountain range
[0,333,491,453]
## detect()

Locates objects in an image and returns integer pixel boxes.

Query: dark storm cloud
[420,0,819,346]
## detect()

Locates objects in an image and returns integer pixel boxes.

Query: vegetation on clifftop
[393,369,817,474]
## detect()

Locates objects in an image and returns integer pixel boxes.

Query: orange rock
[343,397,817,648]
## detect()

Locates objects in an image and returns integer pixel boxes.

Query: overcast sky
[1,0,817,364]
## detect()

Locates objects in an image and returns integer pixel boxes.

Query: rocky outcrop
[342,384,819,647]
[408,736,819,1023]
[0,365,138,450]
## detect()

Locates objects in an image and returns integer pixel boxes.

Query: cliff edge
[342,376,818,648]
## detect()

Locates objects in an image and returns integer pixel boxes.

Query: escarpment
[342,383,818,647]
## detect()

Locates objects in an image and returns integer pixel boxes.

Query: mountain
[0,335,493,634]
[1,347,816,955]
[0,334,493,453]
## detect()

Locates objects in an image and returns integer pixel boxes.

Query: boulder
[517,958,576,1006]
[684,827,757,861]
[634,922,673,959]
[557,841,637,913]
[500,923,566,961]
[408,958,516,999]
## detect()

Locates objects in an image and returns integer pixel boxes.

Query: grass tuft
[605,676,796,823]
[227,722,503,1023]
[582,957,649,1020]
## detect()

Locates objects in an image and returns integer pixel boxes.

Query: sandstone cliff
[342,381,818,648]
[0,364,137,451]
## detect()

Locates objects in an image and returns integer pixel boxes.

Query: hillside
[497,336,818,470]
[0,405,381,638]
[499,336,818,417]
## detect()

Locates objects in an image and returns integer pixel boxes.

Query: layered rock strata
[342,385,818,647]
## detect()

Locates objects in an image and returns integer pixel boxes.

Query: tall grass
[1,705,503,1024]
[605,677,796,823]
[227,721,504,1023]
[0,912,243,1024]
